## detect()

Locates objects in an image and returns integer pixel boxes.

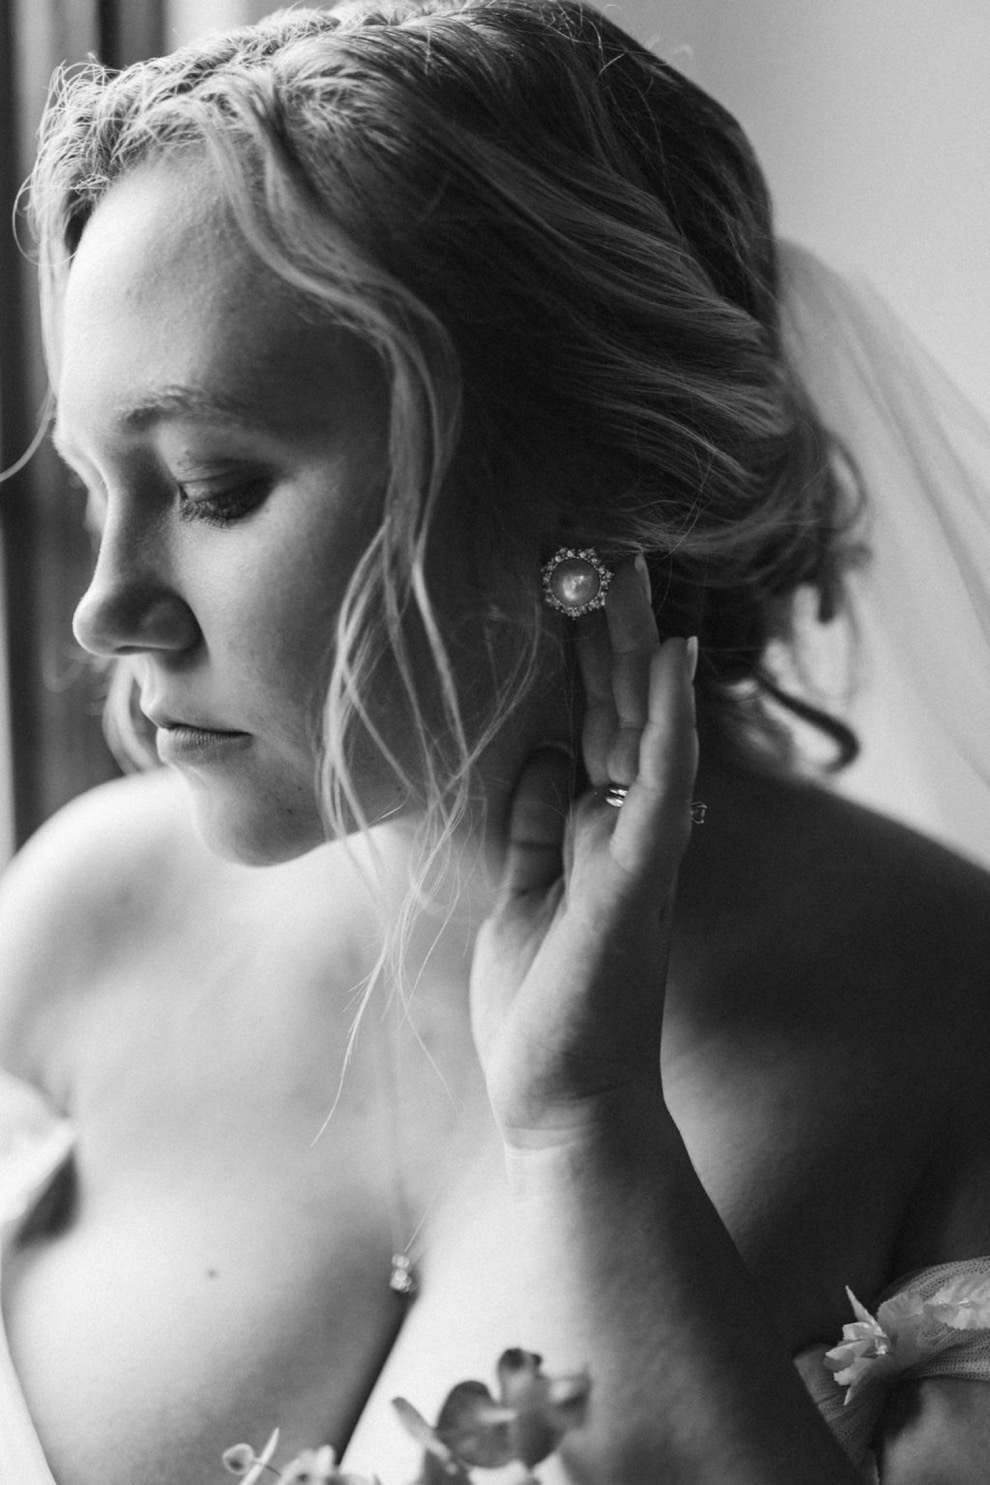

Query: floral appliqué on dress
[825,1273,990,1404]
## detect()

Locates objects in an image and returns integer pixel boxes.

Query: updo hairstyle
[29,0,861,850]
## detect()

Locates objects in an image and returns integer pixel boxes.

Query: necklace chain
[376,996,447,1300]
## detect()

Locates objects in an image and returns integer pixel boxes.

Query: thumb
[499,744,574,899]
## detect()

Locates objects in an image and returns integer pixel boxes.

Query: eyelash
[176,477,271,528]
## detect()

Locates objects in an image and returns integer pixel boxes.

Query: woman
[2,1,989,1480]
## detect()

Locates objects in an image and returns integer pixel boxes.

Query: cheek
[230,585,330,718]
[217,524,357,740]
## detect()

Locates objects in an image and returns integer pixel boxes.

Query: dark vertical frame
[99,0,165,70]
[0,0,165,847]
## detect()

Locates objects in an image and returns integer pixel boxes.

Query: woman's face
[55,160,401,863]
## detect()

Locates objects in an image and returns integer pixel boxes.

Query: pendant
[390,1251,418,1297]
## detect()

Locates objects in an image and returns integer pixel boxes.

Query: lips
[142,705,251,768]
[160,722,245,736]
[153,721,251,766]
[143,707,245,736]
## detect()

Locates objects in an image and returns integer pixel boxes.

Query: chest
[1,943,951,1485]
[341,1054,934,1477]
[1,931,486,1483]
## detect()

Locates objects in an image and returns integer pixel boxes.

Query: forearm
[505,1083,860,1485]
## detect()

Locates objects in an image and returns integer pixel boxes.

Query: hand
[470,555,699,1148]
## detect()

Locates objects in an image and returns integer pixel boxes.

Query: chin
[179,773,330,866]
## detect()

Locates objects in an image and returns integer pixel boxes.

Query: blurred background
[1,0,988,863]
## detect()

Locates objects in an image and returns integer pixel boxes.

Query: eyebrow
[51,382,267,459]
[117,384,262,431]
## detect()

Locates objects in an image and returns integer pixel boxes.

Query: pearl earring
[541,547,613,617]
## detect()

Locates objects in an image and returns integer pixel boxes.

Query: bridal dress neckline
[3,1081,990,1485]
[0,1084,74,1485]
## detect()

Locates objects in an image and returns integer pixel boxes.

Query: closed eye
[175,475,272,528]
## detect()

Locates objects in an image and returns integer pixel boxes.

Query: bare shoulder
[777,783,990,1257]
[0,769,219,1086]
[674,771,990,1296]
[848,797,990,1269]
[678,766,990,1124]
[804,782,990,992]
[0,770,384,1097]
[0,767,212,959]
[682,764,990,1011]
[765,778,990,1056]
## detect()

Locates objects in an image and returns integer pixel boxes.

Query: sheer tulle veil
[776,241,990,871]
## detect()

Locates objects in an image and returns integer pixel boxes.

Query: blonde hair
[30,0,861,890]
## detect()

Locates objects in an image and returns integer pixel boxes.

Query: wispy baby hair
[30,0,861,872]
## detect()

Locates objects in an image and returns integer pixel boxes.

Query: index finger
[574,610,617,788]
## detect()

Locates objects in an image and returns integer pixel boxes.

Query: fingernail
[685,635,699,681]
[634,551,651,602]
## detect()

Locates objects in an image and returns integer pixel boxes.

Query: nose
[72,514,200,659]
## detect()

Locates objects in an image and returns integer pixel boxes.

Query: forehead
[55,159,381,453]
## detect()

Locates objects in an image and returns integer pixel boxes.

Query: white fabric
[795,1259,990,1481]
[907,1261,990,1382]
[777,241,990,871]
[0,1075,72,1485]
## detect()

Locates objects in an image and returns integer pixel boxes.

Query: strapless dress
[0,1076,74,1485]
[1,1079,989,1483]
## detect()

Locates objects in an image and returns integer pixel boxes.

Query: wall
[168,0,989,411]
[166,0,275,44]
[608,0,990,414]
[0,545,13,866]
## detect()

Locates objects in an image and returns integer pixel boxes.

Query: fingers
[574,554,659,787]
[603,554,661,785]
[566,550,699,890]
[636,634,698,806]
[573,614,615,788]
[499,745,574,899]
[608,635,698,881]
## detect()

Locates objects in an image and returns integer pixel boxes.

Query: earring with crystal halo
[541,547,613,617]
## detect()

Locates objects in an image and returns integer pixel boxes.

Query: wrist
[501,1078,681,1188]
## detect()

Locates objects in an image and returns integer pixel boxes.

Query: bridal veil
[777,241,990,871]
